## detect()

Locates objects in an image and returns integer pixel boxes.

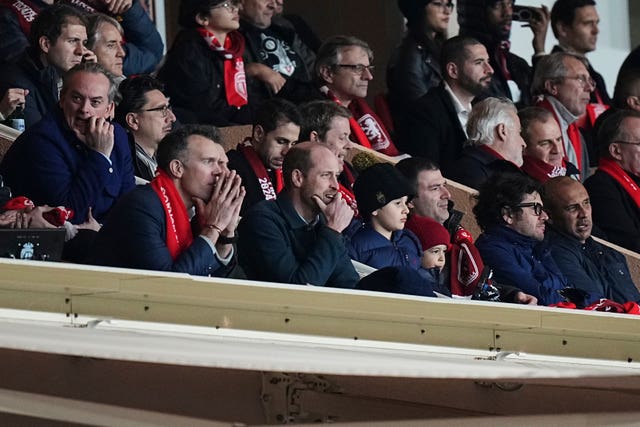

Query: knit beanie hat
[179,0,227,28]
[406,214,451,251]
[353,163,414,218]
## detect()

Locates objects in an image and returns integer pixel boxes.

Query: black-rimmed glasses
[334,64,375,75]
[141,104,172,118]
[212,1,239,11]
[514,202,544,216]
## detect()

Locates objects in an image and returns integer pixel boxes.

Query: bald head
[543,177,592,243]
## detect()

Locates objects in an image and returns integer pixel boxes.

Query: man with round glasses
[115,75,177,182]
[532,51,595,180]
[474,173,567,305]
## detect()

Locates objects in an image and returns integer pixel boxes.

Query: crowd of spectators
[1,0,640,312]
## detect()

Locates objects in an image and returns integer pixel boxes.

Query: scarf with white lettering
[521,155,568,183]
[150,169,193,260]
[240,143,282,200]
[197,28,248,107]
[0,0,40,34]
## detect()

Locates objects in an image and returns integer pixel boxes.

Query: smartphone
[512,5,537,22]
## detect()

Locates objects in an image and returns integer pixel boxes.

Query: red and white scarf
[151,170,193,260]
[598,157,640,210]
[521,155,567,183]
[338,165,358,217]
[197,28,248,108]
[0,0,39,34]
[322,88,400,156]
[240,144,282,200]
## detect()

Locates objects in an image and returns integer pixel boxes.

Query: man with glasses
[457,0,550,106]
[531,51,595,180]
[544,176,640,305]
[550,0,609,107]
[584,109,640,253]
[474,173,567,305]
[0,62,135,225]
[115,75,177,182]
[315,35,401,156]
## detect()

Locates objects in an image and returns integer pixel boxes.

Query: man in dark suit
[399,36,493,176]
[90,124,245,276]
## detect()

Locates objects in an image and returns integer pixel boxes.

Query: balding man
[544,176,640,304]
[238,142,359,288]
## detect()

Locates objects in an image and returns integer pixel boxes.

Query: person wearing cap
[387,0,451,132]
[348,163,422,270]
[157,0,259,126]
[457,0,550,106]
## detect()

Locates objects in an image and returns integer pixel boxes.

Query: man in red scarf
[519,106,579,183]
[227,98,301,215]
[531,51,595,179]
[90,125,245,276]
[584,109,640,253]
[315,35,401,157]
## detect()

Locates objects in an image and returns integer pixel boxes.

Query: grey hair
[531,51,588,96]
[314,35,374,83]
[466,97,517,147]
[62,62,118,103]
[86,13,124,50]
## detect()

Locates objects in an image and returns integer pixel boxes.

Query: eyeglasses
[141,104,173,118]
[212,1,239,11]
[565,75,596,89]
[514,202,544,216]
[614,140,640,147]
[334,64,375,75]
[430,1,455,12]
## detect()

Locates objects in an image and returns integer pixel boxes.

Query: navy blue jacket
[348,224,422,271]
[237,193,359,288]
[448,146,523,190]
[0,107,135,223]
[476,225,567,305]
[89,185,234,276]
[548,229,640,304]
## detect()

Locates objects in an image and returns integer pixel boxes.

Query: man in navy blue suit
[90,125,245,276]
[0,62,135,224]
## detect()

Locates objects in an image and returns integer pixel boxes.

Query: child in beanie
[348,163,422,269]
[406,214,451,271]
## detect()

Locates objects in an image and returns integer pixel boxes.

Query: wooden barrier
[0,124,19,163]
[218,124,252,153]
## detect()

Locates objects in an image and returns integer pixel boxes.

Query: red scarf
[536,97,583,174]
[197,28,248,107]
[339,164,358,216]
[150,170,193,260]
[521,155,567,183]
[322,88,400,156]
[239,144,282,200]
[598,157,640,210]
[0,0,40,34]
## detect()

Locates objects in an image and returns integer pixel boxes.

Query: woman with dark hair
[157,0,259,126]
[387,0,452,131]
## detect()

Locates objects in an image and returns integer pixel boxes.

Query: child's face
[421,244,447,270]
[371,196,410,233]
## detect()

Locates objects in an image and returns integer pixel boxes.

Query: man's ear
[105,101,115,120]
[626,96,640,112]
[609,142,623,161]
[39,36,51,54]
[195,12,208,27]
[501,206,513,225]
[496,122,507,141]
[554,22,569,42]
[125,112,139,131]
[309,130,320,143]
[168,159,184,178]
[252,125,265,145]
[291,168,304,187]
[319,64,334,85]
[544,79,559,97]
[446,62,458,80]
